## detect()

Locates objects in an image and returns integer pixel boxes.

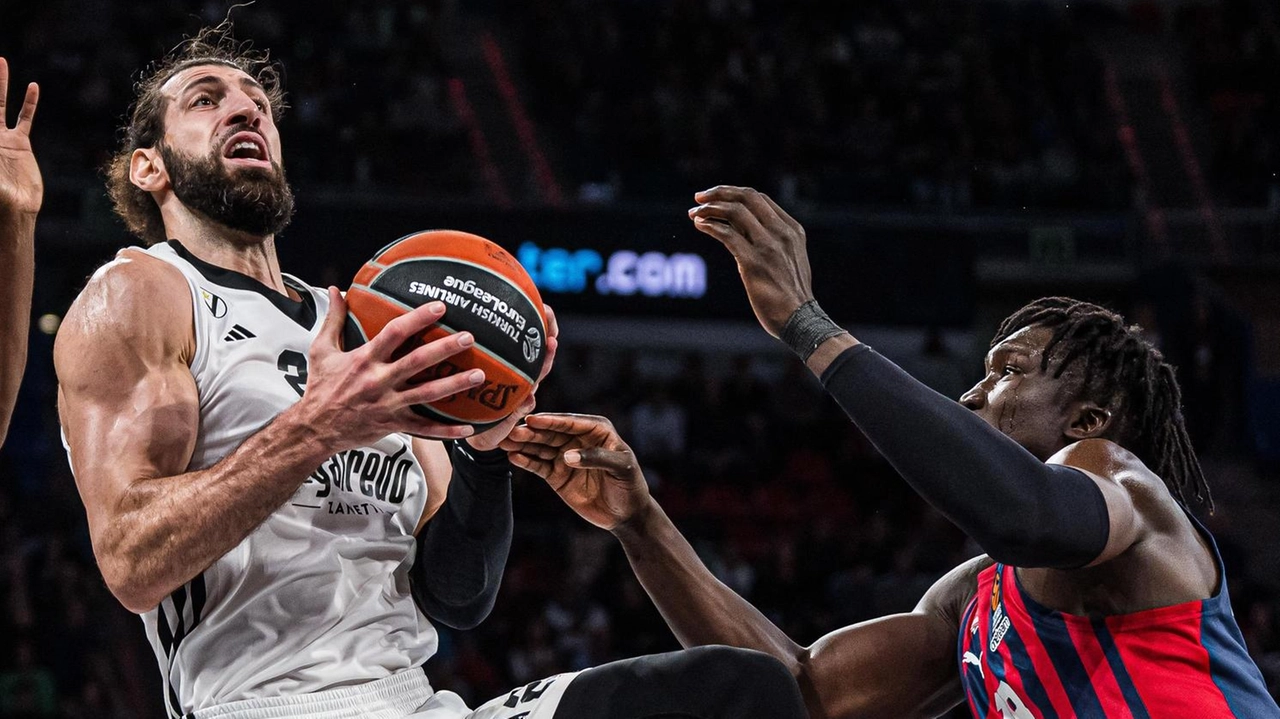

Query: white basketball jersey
[126,241,438,717]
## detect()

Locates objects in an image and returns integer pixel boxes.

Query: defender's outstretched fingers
[504,441,560,462]
[508,451,553,478]
[524,413,614,435]
[563,447,636,474]
[758,193,804,235]
[502,424,577,448]
[366,301,447,360]
[691,214,750,254]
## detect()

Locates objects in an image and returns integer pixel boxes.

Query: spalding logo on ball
[345,230,547,431]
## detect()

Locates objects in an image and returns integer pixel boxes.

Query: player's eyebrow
[177,74,267,99]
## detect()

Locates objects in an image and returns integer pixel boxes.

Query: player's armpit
[798,556,988,719]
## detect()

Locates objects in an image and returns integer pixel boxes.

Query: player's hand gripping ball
[345,230,547,431]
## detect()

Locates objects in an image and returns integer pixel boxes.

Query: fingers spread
[389,331,474,386]
[508,451,553,479]
[367,301,446,359]
[17,82,37,134]
[400,367,484,406]
[0,57,8,118]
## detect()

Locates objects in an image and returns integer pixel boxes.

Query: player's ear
[1065,401,1112,440]
[130,147,167,192]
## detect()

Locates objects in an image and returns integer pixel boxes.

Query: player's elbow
[96,547,165,614]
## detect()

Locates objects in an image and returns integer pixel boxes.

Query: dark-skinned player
[503,186,1280,718]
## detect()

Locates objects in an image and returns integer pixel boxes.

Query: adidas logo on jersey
[223,324,256,342]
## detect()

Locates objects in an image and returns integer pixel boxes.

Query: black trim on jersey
[167,240,318,329]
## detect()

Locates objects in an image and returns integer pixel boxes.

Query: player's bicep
[796,556,986,719]
[800,612,962,719]
[55,257,199,539]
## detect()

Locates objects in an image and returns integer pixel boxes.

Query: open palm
[0,58,41,217]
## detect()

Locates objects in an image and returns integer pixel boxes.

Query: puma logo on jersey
[200,288,227,318]
[223,324,256,342]
[963,651,984,678]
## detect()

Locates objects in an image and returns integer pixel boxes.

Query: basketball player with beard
[0,58,39,446]
[53,28,808,719]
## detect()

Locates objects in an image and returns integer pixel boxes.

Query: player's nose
[223,91,265,129]
[959,384,986,411]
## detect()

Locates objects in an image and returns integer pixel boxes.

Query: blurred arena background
[1,0,1278,715]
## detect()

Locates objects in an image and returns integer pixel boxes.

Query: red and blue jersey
[958,535,1279,717]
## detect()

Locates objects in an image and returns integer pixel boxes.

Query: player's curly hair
[104,21,286,245]
[992,297,1212,511]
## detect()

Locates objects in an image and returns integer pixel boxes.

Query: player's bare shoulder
[1049,438,1183,528]
[56,248,196,372]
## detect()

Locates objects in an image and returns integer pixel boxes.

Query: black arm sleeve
[410,441,513,629]
[820,344,1110,569]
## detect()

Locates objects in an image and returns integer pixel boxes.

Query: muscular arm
[803,338,1135,569]
[0,208,34,444]
[57,255,336,613]
[615,499,982,719]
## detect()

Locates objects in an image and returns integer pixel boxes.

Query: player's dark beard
[159,140,295,240]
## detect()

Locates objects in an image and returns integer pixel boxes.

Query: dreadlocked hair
[992,297,1212,511]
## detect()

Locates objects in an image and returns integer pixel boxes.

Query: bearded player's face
[155,63,294,238]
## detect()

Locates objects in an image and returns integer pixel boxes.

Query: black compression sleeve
[821,344,1110,569]
[410,441,513,629]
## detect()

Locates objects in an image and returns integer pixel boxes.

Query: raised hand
[0,57,41,218]
[500,413,651,531]
[688,186,811,337]
[466,303,560,451]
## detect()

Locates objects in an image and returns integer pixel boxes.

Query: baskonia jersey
[73,241,440,718]
[958,528,1280,718]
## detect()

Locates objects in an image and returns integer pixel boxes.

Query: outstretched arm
[0,58,40,445]
[504,413,977,719]
[689,186,1136,569]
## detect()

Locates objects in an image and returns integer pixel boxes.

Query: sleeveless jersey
[106,241,437,717]
[958,525,1280,718]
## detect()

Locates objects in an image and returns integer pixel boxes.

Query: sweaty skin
[0,57,40,446]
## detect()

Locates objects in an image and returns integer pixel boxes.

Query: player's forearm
[98,404,334,612]
[0,210,35,445]
[815,343,1109,568]
[613,499,806,673]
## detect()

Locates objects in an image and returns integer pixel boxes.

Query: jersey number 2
[278,350,308,397]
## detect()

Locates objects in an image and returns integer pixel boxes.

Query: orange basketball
[345,230,547,431]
